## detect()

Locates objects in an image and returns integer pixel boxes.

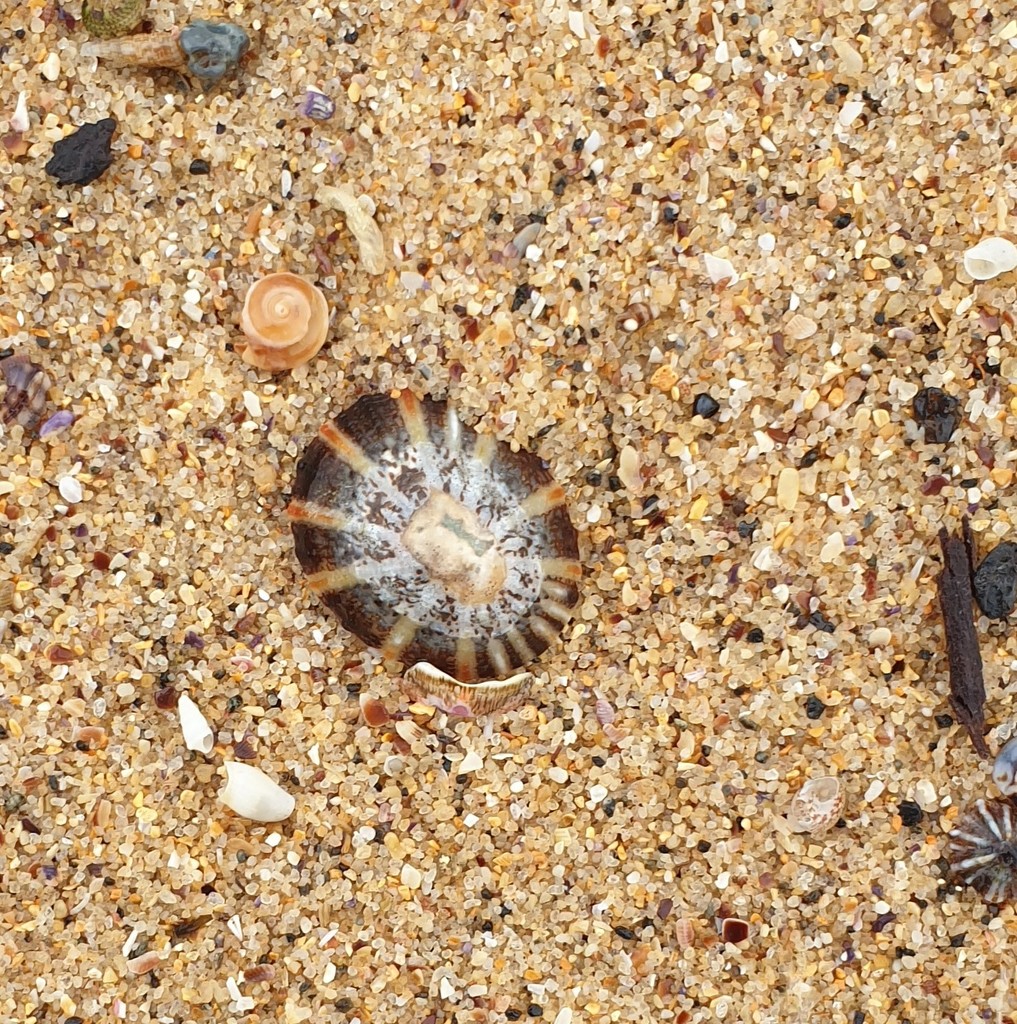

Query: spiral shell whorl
[239,272,329,372]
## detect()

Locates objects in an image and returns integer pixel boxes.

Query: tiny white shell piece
[787,775,843,835]
[12,91,30,133]
[992,735,1017,796]
[963,237,1017,281]
[178,693,214,754]
[219,762,295,822]
[703,252,738,285]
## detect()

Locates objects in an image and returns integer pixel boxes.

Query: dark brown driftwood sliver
[937,519,990,758]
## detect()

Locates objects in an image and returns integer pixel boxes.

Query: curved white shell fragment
[403,661,534,717]
[993,735,1017,796]
[178,693,215,754]
[219,762,295,822]
[787,775,843,836]
[963,237,1017,281]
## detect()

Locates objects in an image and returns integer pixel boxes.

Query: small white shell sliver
[219,762,295,822]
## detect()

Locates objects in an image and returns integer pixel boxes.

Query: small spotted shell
[787,775,843,836]
[238,272,330,371]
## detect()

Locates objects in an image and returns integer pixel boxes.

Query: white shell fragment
[992,735,1017,796]
[219,762,295,822]
[177,693,214,754]
[12,91,30,133]
[57,475,83,504]
[963,237,1017,281]
[315,184,386,274]
[787,775,843,836]
[703,252,738,285]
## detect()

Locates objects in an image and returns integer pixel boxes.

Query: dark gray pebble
[44,118,116,187]
[973,541,1017,620]
[179,21,250,86]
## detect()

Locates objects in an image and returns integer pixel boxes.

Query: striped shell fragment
[287,391,582,683]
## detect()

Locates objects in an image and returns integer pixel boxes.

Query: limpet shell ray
[288,391,582,682]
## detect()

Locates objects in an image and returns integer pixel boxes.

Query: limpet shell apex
[288,391,581,682]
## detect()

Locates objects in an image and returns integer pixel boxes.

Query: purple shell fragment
[39,409,74,438]
[299,88,335,121]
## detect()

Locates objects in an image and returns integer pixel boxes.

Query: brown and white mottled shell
[787,775,843,836]
[288,391,582,682]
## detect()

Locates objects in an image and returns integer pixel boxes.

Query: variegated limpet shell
[288,391,582,682]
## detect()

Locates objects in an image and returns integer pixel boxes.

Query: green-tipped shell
[81,0,146,39]
[403,662,534,717]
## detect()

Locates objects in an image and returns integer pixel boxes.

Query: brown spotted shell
[287,391,581,682]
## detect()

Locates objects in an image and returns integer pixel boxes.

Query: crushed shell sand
[3,2,1017,1023]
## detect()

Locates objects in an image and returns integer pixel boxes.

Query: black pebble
[45,118,117,187]
[898,800,923,826]
[805,695,826,719]
[189,159,211,175]
[973,541,1017,619]
[746,626,764,643]
[527,1005,543,1018]
[692,393,720,418]
[912,387,960,444]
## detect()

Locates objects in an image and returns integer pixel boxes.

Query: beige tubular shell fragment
[316,184,386,274]
[219,762,295,822]
[80,31,185,70]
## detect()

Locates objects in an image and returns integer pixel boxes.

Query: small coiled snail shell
[238,272,330,372]
[617,302,655,333]
[81,20,250,87]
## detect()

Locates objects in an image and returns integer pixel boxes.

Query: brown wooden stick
[938,520,990,758]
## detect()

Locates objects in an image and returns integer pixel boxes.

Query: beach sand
[2,1,1017,1021]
